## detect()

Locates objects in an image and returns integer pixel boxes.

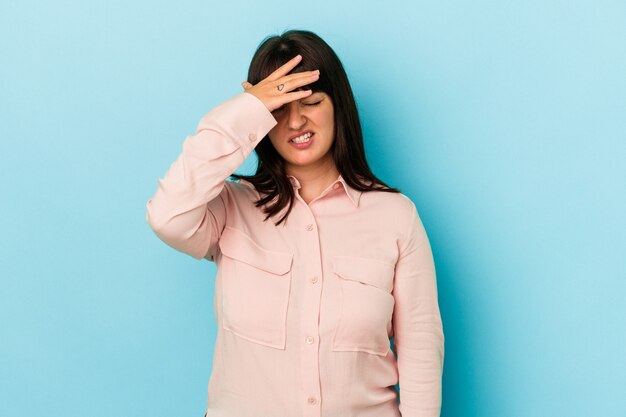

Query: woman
[146,29,444,417]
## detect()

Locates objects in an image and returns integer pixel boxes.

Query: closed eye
[272,98,323,114]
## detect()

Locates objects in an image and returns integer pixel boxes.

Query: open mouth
[289,132,314,143]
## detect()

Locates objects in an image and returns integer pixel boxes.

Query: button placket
[297,202,322,417]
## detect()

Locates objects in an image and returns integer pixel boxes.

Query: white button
[305,224,313,231]
[310,276,318,284]
[307,396,317,405]
[333,183,340,189]
[306,336,314,344]
[248,132,257,141]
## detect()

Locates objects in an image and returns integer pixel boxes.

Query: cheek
[322,107,334,129]
[267,131,281,147]
[323,114,335,137]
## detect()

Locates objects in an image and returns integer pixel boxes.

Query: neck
[286,162,341,203]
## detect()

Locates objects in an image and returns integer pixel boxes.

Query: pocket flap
[332,256,395,292]
[218,226,293,275]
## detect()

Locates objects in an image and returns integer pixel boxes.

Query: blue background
[1,1,624,416]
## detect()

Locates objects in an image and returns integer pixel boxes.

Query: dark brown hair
[230,29,401,226]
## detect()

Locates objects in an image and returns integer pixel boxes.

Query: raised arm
[145,91,277,260]
[146,54,322,261]
[392,202,445,417]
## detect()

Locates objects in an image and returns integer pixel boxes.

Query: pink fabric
[145,91,444,417]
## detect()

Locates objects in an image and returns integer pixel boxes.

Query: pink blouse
[145,91,444,417]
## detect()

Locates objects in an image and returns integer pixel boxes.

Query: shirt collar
[287,174,361,207]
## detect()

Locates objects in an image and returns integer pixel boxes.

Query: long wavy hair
[230,29,401,226]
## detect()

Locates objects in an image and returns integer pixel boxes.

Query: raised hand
[240,54,320,112]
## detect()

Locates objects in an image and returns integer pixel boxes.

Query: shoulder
[224,178,257,195]
[222,178,263,209]
[362,188,418,225]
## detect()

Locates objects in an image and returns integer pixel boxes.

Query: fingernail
[294,54,301,60]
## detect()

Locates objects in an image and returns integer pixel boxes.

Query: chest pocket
[331,255,396,356]
[218,226,294,349]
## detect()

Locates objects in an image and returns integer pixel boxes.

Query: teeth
[291,132,312,143]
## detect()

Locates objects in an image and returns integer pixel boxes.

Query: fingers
[243,70,317,92]
[276,86,315,109]
[281,69,320,83]
[285,89,314,101]
[240,55,319,112]
[275,70,319,94]
[266,54,302,81]
[246,53,318,92]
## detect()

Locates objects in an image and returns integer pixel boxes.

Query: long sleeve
[392,202,445,417]
[145,91,278,260]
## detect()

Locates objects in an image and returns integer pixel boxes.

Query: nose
[286,102,306,130]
